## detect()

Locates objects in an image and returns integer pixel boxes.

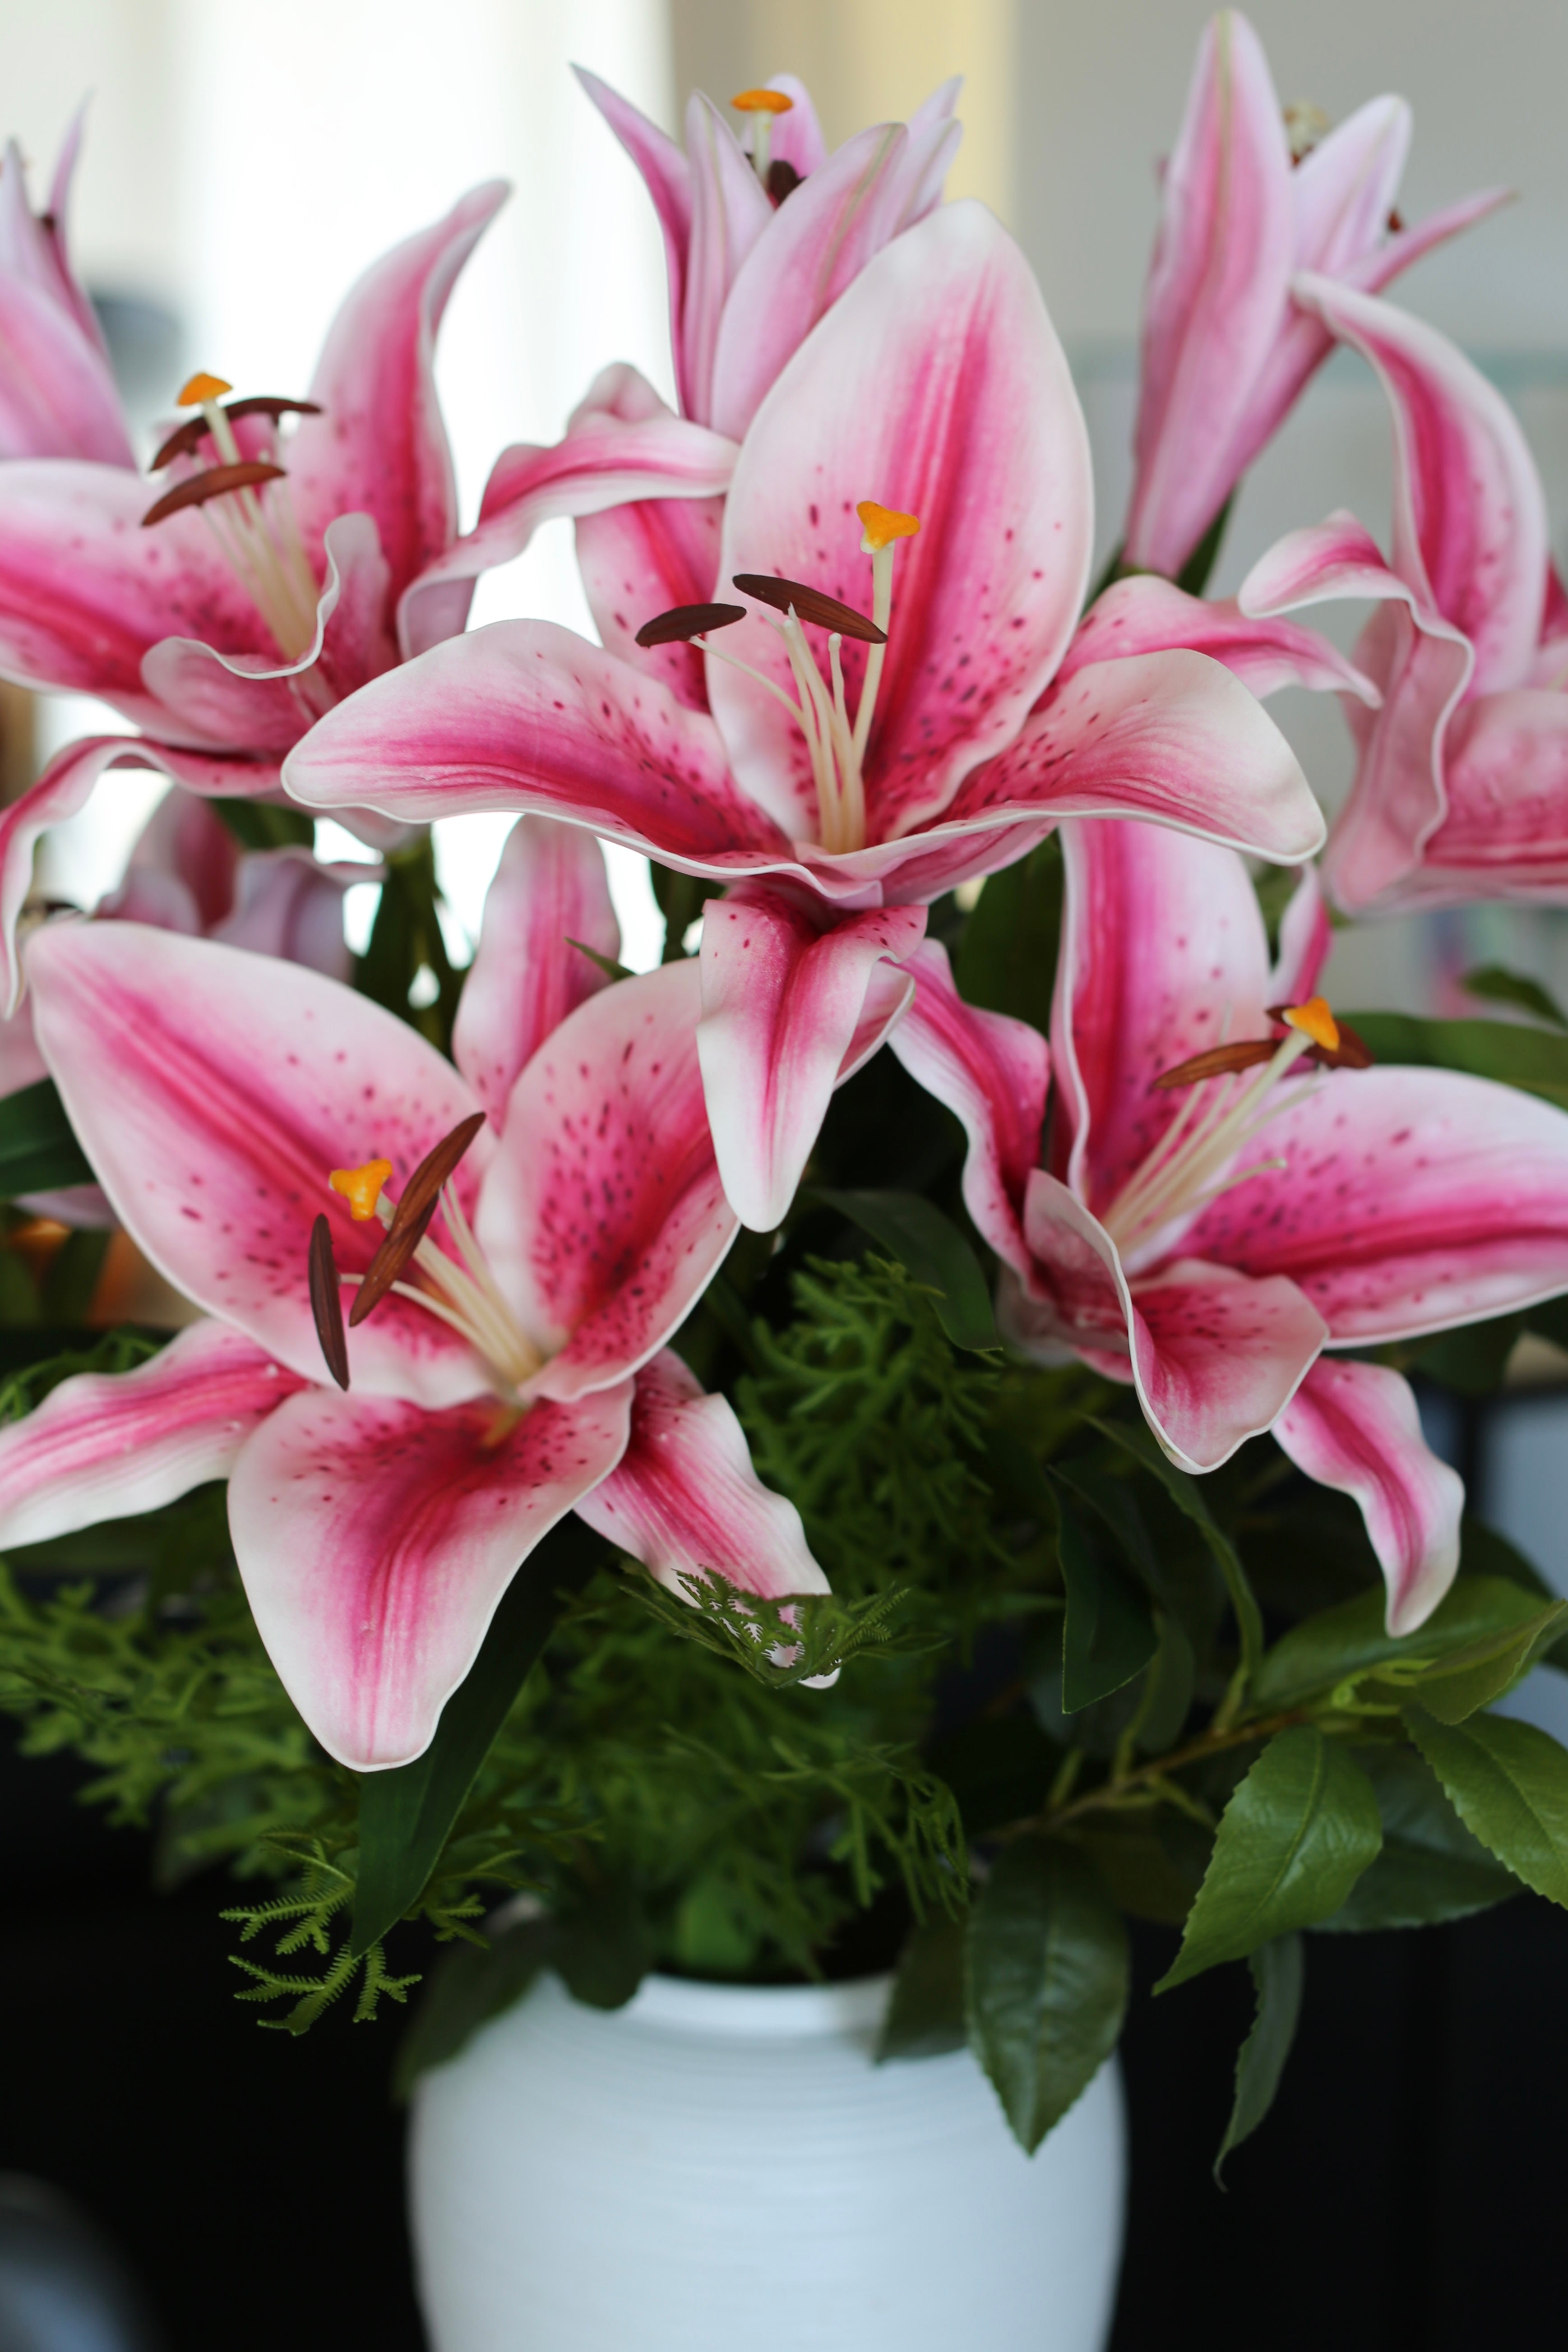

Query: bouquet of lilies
[3,11,1568,2167]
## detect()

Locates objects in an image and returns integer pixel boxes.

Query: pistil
[731,86,793,186]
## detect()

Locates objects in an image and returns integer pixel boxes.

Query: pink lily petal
[0,1320,303,1547]
[122,787,240,929]
[574,69,695,414]
[1273,1357,1462,1635]
[1348,185,1512,298]
[1179,1064,1568,1343]
[695,886,925,1230]
[575,489,726,710]
[209,847,365,982]
[755,77,830,179]
[575,1348,828,1599]
[452,815,621,1129]
[1270,863,1332,1003]
[897,77,964,222]
[1059,575,1379,705]
[6,114,106,354]
[1294,97,1412,278]
[708,199,1092,844]
[227,1378,631,1770]
[286,181,508,612]
[1124,11,1295,578]
[1051,817,1272,1215]
[884,938,1047,1278]
[0,129,131,466]
[1018,1174,1326,1470]
[282,619,792,869]
[680,94,773,426]
[943,650,1324,871]
[97,864,201,934]
[1392,687,1568,904]
[1291,275,1548,692]
[0,1002,48,1096]
[477,958,738,1401]
[25,920,493,1406]
[407,364,738,670]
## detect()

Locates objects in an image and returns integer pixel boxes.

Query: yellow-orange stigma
[731,86,793,183]
[177,370,233,407]
[1281,996,1341,1054]
[329,1158,392,1221]
[731,88,794,112]
[857,500,920,555]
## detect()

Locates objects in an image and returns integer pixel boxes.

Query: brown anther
[1154,1039,1278,1090]
[308,1213,350,1390]
[1387,208,1405,235]
[1265,1005,1375,1069]
[150,396,323,473]
[731,574,886,643]
[348,1109,487,1329]
[634,601,747,648]
[767,159,803,204]
[141,461,286,527]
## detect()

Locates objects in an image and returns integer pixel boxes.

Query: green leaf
[549,1879,654,2010]
[879,1914,968,2061]
[1404,1704,1568,1907]
[953,836,1062,1031]
[926,1712,1060,1839]
[1411,1599,1568,1722]
[1174,492,1235,598]
[1345,1011,1568,1109]
[650,864,723,961]
[1314,1745,1518,1931]
[1411,1314,1524,1395]
[1155,1728,1382,1991]
[211,797,316,852]
[354,832,463,1049]
[393,1909,554,2099]
[0,1078,95,1195]
[966,1839,1129,2153]
[1250,1574,1547,1713]
[1072,1811,1212,1926]
[803,1187,997,1350]
[1056,1487,1156,1711]
[1091,1415,1263,1691]
[565,936,632,983]
[351,1516,603,1955]
[1459,1517,1568,1672]
[1214,1934,1303,2183]
[1460,963,1568,1030]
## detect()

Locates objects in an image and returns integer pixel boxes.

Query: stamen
[329,1158,393,1221]
[308,1213,350,1390]
[856,501,920,554]
[730,88,795,111]
[1156,1039,1278,1090]
[731,86,793,184]
[731,573,885,642]
[141,460,286,527]
[1281,995,1340,1053]
[178,371,233,406]
[349,1111,486,1327]
[768,159,802,204]
[634,601,746,648]
[151,395,322,473]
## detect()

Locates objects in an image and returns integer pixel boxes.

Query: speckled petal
[574,71,694,411]
[227,1379,631,1770]
[1376,687,1568,906]
[25,920,491,1405]
[476,958,738,1401]
[575,1349,828,1599]
[1059,575,1378,706]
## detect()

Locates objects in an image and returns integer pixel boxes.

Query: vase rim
[621,1970,892,2039]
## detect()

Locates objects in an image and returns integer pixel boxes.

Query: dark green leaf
[1460,964,1568,1030]
[1072,1812,1212,1926]
[650,864,723,961]
[1460,1517,1568,1672]
[0,1079,95,1195]
[1315,1745,1519,1931]
[1174,493,1235,598]
[803,1188,997,1350]
[565,936,632,983]
[1412,1599,1568,1722]
[1215,1935,1303,2183]
[1404,1704,1568,1908]
[1092,1416,1263,1687]
[1056,1488,1156,1712]
[1250,1574,1547,1712]
[926,1713,1060,1839]
[393,1909,554,2099]
[966,1839,1128,2152]
[879,1914,968,2060]
[1134,1610,1198,1753]
[1155,1729,1382,1991]
[1411,1314,1524,1395]
[351,1516,604,1954]
[1345,1012,1568,1109]
[211,797,315,852]
[550,1880,654,2010]
[953,836,1062,1031]
[354,832,462,1049]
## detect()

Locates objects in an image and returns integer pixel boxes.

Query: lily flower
[889,818,1568,1632]
[1125,9,1506,582]
[1240,279,1568,912]
[0,817,825,1768]
[0,112,133,467]
[0,179,528,1011]
[285,200,1327,1231]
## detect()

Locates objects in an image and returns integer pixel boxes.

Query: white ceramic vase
[409,1970,1126,2352]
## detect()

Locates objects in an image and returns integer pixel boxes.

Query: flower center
[731,85,797,199]
[142,373,325,665]
[1099,997,1367,1262]
[310,1118,543,1397]
[635,500,920,856]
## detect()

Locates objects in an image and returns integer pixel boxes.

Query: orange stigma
[329,1158,393,1221]
[731,88,794,112]
[177,371,233,407]
[857,500,921,554]
[1281,997,1341,1054]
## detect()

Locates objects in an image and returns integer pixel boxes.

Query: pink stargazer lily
[0,176,545,1011]
[889,818,1568,1632]
[0,817,826,1769]
[1240,278,1568,912]
[285,200,1330,1232]
[0,114,133,466]
[1125,9,1506,582]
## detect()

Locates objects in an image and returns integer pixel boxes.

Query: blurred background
[1,4,1566,2347]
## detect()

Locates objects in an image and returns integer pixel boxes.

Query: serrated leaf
[879,1914,968,2061]
[1315,1746,1518,1931]
[804,1187,997,1350]
[1250,1575,1546,1713]
[1155,1728,1382,1991]
[1215,1934,1303,2183]
[1404,1704,1568,1908]
[1410,1599,1568,1722]
[1056,1488,1156,1712]
[966,1839,1128,2152]
[0,1078,95,1196]
[1092,1415,1263,1685]
[351,1516,602,1955]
